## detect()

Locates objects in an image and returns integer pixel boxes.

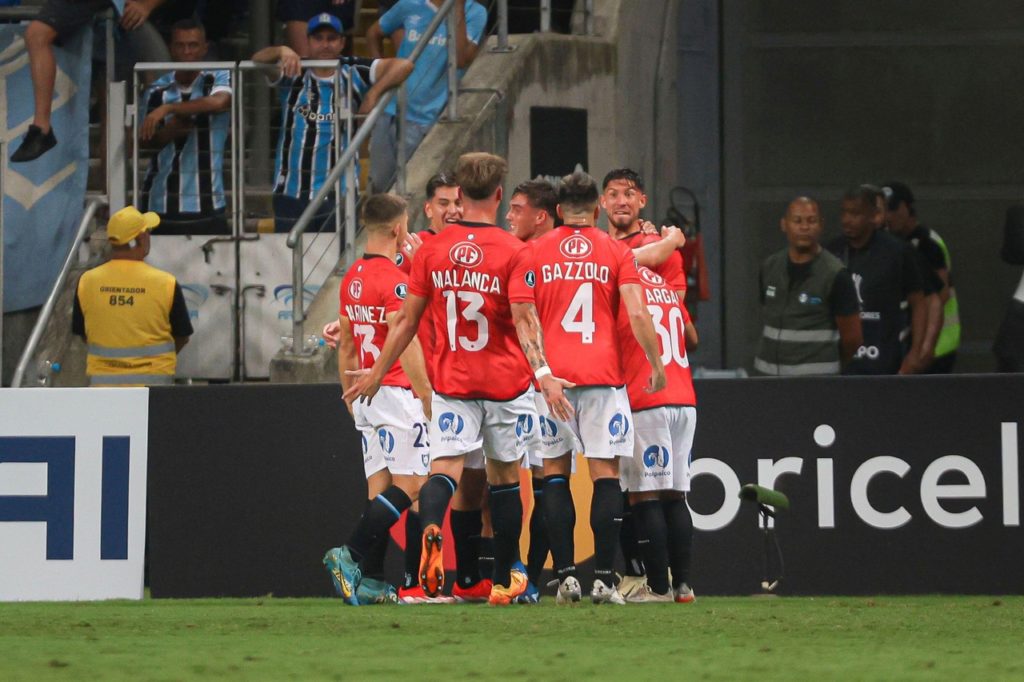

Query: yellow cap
[107,206,160,246]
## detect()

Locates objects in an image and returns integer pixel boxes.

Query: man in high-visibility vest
[72,206,193,386]
[883,181,961,373]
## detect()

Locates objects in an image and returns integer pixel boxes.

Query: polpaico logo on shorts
[516,414,534,438]
[643,445,670,469]
[438,412,465,435]
[608,412,630,445]
[539,415,558,438]
[377,428,395,454]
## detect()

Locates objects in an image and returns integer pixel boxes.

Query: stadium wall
[139,375,1023,598]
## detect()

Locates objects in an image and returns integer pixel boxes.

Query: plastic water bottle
[304,334,320,353]
[36,360,61,387]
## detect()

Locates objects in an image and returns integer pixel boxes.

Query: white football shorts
[430,389,540,463]
[620,406,697,493]
[353,385,430,478]
[522,389,579,468]
[558,385,634,460]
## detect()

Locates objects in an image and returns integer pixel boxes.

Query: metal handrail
[283,0,459,352]
[12,196,107,387]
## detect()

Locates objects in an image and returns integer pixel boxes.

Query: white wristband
[534,366,552,380]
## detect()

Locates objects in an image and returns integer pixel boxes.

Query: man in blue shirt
[253,13,413,233]
[13,0,166,162]
[366,0,487,193]
[138,19,232,235]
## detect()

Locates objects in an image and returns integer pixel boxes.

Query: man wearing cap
[72,206,194,387]
[883,181,961,373]
[253,14,413,233]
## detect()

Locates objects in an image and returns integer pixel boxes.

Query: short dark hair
[844,184,882,211]
[171,17,206,38]
[513,179,559,220]
[425,171,457,200]
[361,193,407,232]
[882,180,916,216]
[558,170,600,214]
[454,152,507,200]
[602,168,645,192]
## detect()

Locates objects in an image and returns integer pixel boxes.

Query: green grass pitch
[1,596,1022,680]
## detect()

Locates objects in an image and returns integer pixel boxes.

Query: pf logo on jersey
[449,241,484,268]
[438,412,465,435]
[348,278,363,300]
[559,234,593,259]
[638,267,665,286]
[642,445,670,469]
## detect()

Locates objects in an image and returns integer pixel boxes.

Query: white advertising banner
[0,389,149,601]
[147,236,236,380]
[240,234,338,379]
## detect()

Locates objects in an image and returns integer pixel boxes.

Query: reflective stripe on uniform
[87,341,176,358]
[762,325,839,343]
[753,358,841,376]
[90,374,174,386]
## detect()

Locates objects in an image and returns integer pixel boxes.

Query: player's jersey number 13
[443,290,489,351]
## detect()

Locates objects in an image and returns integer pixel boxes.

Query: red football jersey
[339,255,411,389]
[532,225,641,386]
[396,229,436,274]
[618,266,696,410]
[619,231,687,295]
[408,222,534,400]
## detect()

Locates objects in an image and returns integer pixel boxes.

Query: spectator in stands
[138,18,231,235]
[13,0,168,163]
[883,181,961,373]
[825,185,930,375]
[253,13,413,233]
[994,205,1024,372]
[73,206,193,386]
[366,0,487,193]
[277,0,356,57]
[754,196,861,376]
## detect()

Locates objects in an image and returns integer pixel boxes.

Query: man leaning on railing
[138,18,232,235]
[252,13,413,234]
[366,0,487,193]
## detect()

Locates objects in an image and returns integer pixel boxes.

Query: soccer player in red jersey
[396,171,462,274]
[617,265,699,603]
[601,168,688,297]
[324,194,433,606]
[345,152,573,606]
[530,170,666,605]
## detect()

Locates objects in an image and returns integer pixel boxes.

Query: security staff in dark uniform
[826,185,928,375]
[72,206,193,386]
[755,196,862,375]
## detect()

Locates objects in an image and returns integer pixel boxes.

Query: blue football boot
[323,546,362,606]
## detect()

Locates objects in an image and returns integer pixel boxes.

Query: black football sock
[347,486,411,564]
[403,510,422,589]
[633,500,670,595]
[591,478,624,585]
[489,482,523,588]
[361,532,390,581]
[418,474,457,529]
[526,478,550,586]
[478,535,495,583]
[620,493,646,576]
[450,508,483,588]
[663,496,694,589]
[543,474,577,579]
